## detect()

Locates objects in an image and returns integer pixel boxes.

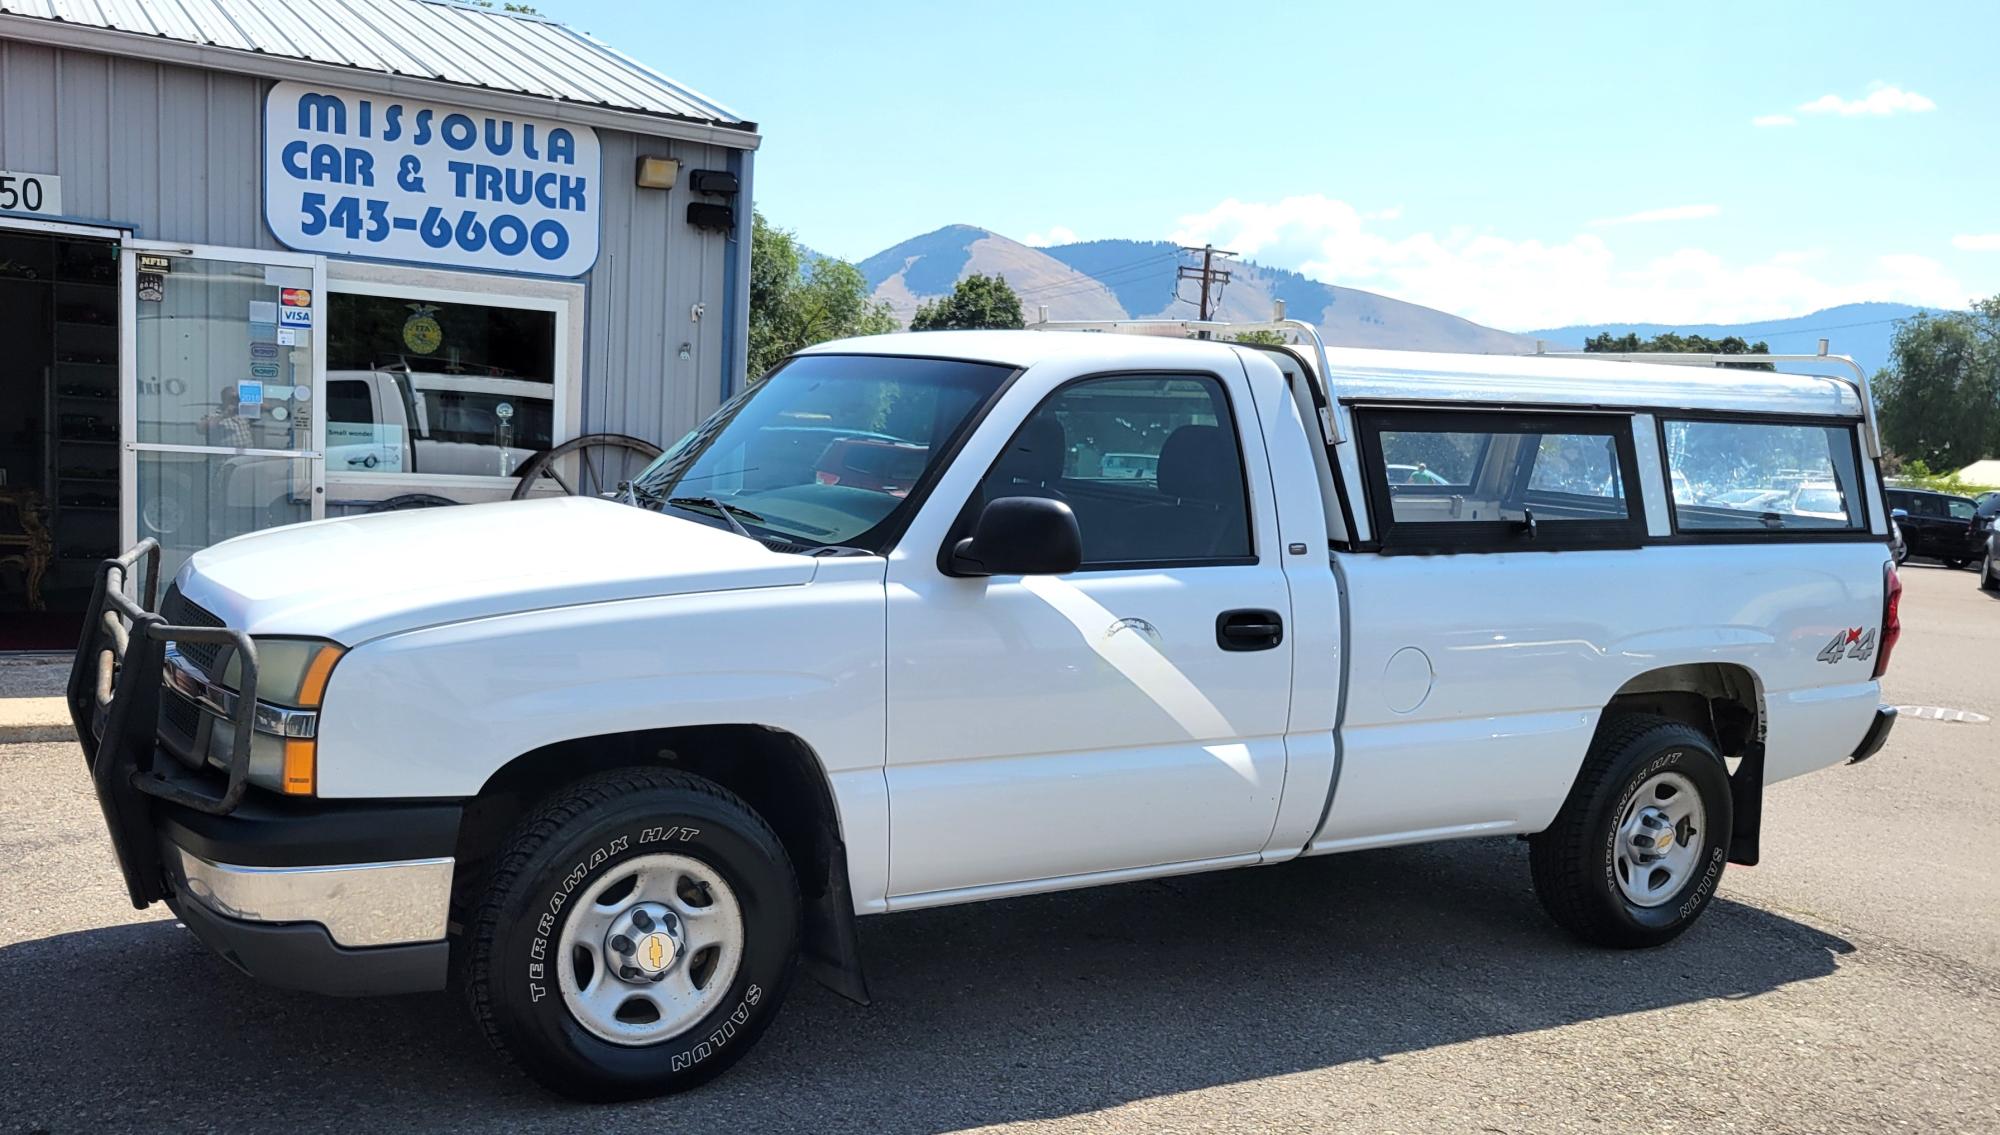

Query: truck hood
[175,496,817,643]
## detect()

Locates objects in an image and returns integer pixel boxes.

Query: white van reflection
[326,369,553,478]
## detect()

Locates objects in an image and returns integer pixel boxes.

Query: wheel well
[1602,662,1767,868]
[452,724,869,1004]
[1603,663,1763,757]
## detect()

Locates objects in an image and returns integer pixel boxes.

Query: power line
[1012,250,1182,300]
[1176,244,1237,325]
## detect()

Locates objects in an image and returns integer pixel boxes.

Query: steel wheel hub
[1614,770,1706,908]
[555,852,746,1046]
[605,903,682,983]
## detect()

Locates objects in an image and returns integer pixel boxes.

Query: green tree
[1229,329,1289,346]
[748,211,897,379]
[910,273,1025,331]
[1875,298,2000,469]
[1583,331,1775,370]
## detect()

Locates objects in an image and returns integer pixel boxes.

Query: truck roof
[799,330,1866,420]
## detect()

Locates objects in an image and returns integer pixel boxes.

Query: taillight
[1873,560,1901,680]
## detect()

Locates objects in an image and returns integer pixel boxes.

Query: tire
[1529,714,1733,948]
[462,768,800,1101]
[1982,551,1999,592]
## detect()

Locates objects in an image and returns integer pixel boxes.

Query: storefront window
[327,291,558,477]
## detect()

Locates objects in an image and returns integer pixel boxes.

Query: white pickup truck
[71,324,1900,1100]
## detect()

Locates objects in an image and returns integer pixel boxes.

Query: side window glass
[1371,416,1632,529]
[1661,420,1864,532]
[1526,434,1623,500]
[976,374,1252,565]
[1948,498,1976,521]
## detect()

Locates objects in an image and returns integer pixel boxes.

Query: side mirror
[949,496,1083,577]
[1890,508,1908,520]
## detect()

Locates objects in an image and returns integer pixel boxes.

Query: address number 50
[0,172,62,215]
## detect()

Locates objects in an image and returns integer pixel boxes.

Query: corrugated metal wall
[0,38,745,447]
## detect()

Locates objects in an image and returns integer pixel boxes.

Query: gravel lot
[3,563,1995,1134]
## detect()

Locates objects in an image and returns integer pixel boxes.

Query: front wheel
[462,768,800,1100]
[1529,714,1733,948]
[1982,551,1999,592]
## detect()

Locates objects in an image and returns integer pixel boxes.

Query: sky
[538,0,2000,332]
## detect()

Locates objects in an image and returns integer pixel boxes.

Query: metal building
[0,0,758,650]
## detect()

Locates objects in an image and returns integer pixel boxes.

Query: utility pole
[1176,243,1237,336]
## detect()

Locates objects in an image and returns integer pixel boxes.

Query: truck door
[882,365,1294,903]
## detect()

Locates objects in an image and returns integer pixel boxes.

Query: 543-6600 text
[298,192,571,261]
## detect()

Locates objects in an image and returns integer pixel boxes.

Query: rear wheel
[1982,550,1999,591]
[462,768,800,1100]
[1529,714,1733,948]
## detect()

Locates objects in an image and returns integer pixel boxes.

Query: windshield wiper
[667,495,765,539]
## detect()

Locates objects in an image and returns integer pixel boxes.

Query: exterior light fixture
[635,156,680,190]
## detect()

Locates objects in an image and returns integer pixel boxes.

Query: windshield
[628,353,1011,551]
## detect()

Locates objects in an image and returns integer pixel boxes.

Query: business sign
[0,170,61,217]
[263,81,600,277]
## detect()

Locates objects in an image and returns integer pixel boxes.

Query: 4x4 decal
[1816,627,1875,664]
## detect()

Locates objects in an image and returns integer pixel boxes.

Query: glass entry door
[121,244,325,578]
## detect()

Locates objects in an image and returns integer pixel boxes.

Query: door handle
[1217,609,1284,651]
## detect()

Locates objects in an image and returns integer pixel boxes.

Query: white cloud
[1953,234,2000,252]
[1169,193,1969,330]
[1023,225,1078,247]
[1752,114,1797,128]
[1796,83,1935,117]
[1588,204,1721,227]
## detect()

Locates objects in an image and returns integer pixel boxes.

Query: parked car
[325,369,554,478]
[1882,487,1982,567]
[1890,510,1909,566]
[73,329,1900,1100]
[1977,492,2000,591]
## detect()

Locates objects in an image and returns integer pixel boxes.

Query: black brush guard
[66,540,262,908]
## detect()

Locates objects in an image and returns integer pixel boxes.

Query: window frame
[1353,406,1647,555]
[1654,412,1876,543]
[944,368,1261,573]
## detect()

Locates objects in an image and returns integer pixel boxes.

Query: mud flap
[1728,742,1763,867]
[800,836,871,1006]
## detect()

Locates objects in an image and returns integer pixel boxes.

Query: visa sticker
[279,305,312,328]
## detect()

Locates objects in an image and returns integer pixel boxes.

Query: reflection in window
[1375,424,1628,525]
[1663,420,1863,531]
[326,292,558,478]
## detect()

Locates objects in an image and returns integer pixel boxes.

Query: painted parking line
[1894,705,1991,724]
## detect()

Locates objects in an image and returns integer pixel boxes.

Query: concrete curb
[0,697,72,745]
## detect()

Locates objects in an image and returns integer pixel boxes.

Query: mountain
[1524,303,1934,378]
[851,225,1935,372]
[857,226,1539,353]
[858,225,1125,323]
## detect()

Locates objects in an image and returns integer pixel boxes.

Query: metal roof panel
[0,0,750,130]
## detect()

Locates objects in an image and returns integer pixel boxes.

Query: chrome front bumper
[166,843,454,948]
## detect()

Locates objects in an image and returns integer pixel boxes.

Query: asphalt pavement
[2,563,1995,1134]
